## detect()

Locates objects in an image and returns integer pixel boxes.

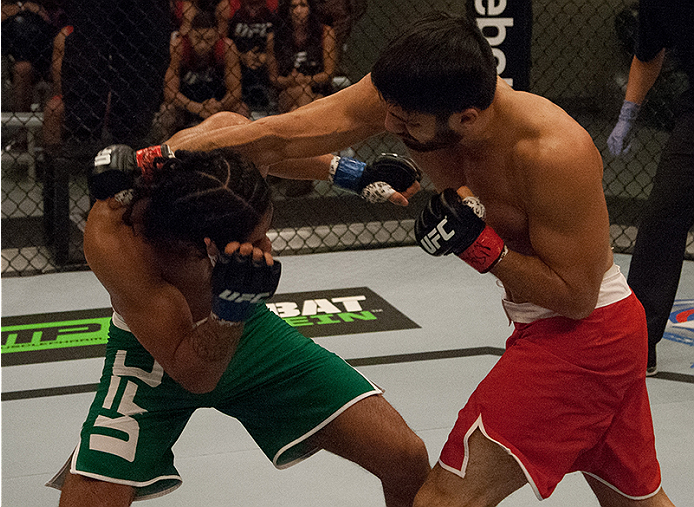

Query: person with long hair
[267,0,336,113]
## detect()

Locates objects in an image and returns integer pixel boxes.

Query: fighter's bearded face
[384,104,462,152]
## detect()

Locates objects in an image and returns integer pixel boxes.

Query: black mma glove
[211,252,282,324]
[415,188,507,273]
[89,144,175,200]
[329,153,422,202]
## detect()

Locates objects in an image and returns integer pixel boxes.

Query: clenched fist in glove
[415,188,507,273]
[89,144,175,200]
[329,153,422,204]
[211,249,282,325]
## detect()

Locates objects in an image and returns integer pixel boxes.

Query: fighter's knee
[412,469,460,507]
[407,433,431,474]
[413,483,433,507]
[383,434,430,501]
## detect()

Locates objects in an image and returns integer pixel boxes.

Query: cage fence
[1,0,691,276]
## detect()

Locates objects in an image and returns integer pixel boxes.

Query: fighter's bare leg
[310,394,431,507]
[59,472,135,507]
[413,429,527,507]
[584,474,676,507]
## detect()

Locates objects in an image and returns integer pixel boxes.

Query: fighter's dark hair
[370,11,497,116]
[124,148,271,256]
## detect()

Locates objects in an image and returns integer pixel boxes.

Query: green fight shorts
[47,304,381,500]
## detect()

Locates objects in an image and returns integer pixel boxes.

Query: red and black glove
[89,144,174,200]
[415,188,507,273]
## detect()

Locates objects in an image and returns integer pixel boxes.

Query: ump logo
[663,299,694,347]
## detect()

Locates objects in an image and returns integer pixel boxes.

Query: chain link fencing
[2,0,691,276]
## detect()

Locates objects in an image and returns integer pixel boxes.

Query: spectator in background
[216,0,277,36]
[41,24,73,156]
[266,0,336,196]
[154,11,243,141]
[228,0,278,116]
[314,0,366,75]
[268,0,336,113]
[607,0,694,376]
[60,0,171,150]
[1,0,65,150]
[172,0,222,35]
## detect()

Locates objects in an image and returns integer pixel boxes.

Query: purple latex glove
[607,101,640,156]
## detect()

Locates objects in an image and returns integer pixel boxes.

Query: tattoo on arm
[188,317,243,362]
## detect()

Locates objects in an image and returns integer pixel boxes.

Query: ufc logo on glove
[217,290,273,304]
[420,218,456,254]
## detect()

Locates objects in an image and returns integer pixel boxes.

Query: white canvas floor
[2,248,693,506]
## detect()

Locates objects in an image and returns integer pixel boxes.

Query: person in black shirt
[607,0,694,375]
[59,0,171,148]
[228,0,278,114]
[267,0,336,113]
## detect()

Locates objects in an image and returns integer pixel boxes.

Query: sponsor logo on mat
[2,287,418,365]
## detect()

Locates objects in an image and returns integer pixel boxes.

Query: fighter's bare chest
[412,150,533,253]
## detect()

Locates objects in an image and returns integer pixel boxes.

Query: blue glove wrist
[212,297,257,323]
[330,156,365,193]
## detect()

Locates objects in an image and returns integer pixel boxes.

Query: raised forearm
[166,75,386,164]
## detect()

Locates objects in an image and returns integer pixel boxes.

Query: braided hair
[125,148,272,256]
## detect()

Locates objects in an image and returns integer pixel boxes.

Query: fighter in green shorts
[48,144,429,507]
[49,304,381,499]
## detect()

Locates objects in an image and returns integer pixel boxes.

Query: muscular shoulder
[335,75,387,129]
[84,201,161,300]
[507,99,603,219]
[514,97,600,180]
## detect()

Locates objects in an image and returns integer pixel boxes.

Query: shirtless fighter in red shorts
[164,11,676,507]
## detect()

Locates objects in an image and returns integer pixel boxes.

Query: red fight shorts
[439,293,662,500]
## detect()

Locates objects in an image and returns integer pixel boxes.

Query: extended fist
[330,153,422,203]
[90,145,139,200]
[89,144,174,200]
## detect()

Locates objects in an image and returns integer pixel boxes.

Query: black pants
[627,91,694,364]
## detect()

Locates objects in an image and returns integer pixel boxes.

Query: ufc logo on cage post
[420,218,456,254]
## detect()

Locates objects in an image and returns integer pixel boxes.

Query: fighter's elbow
[561,292,599,320]
[167,361,225,394]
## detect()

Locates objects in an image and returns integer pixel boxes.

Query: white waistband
[501,263,631,324]
[112,311,131,332]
